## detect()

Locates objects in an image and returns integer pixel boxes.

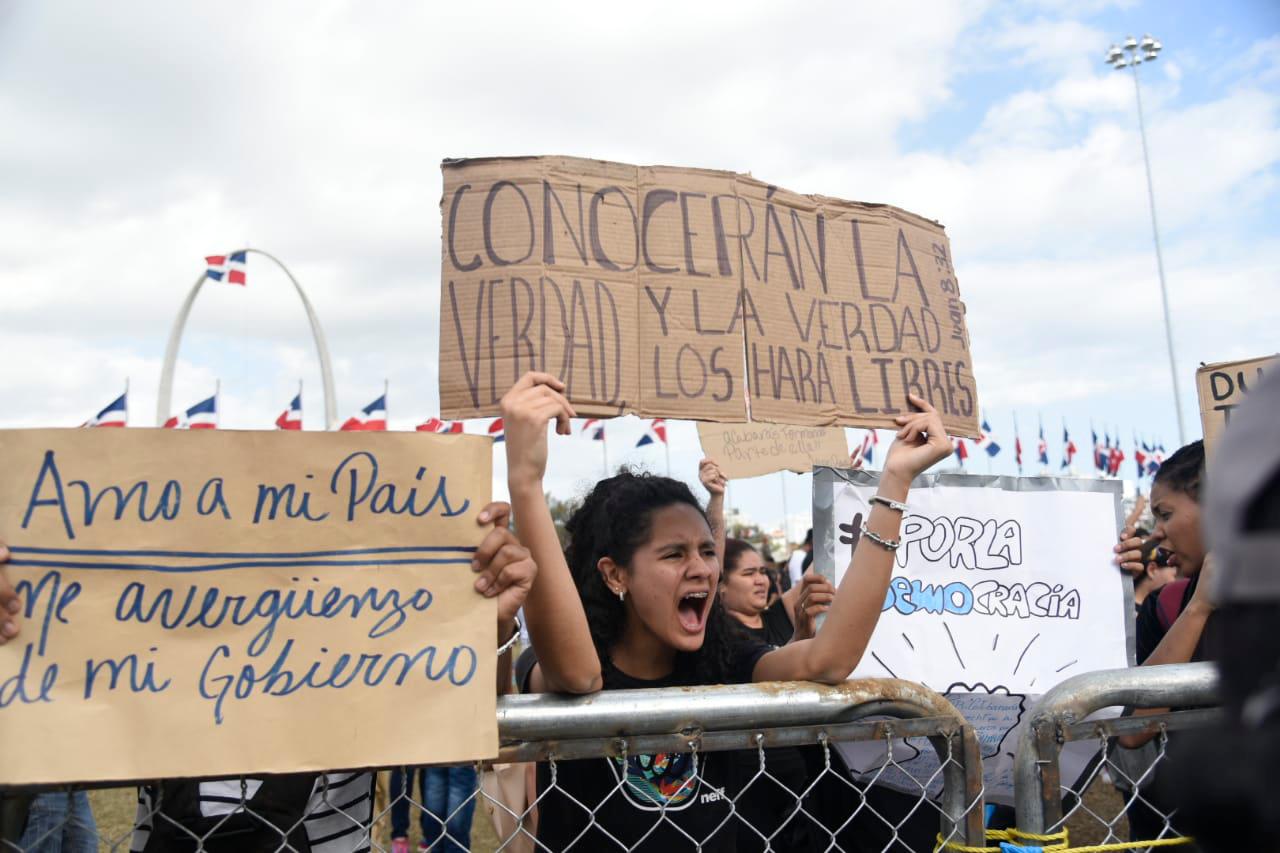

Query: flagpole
[124,377,130,426]
[384,378,389,425]
[214,378,221,429]
[1012,411,1020,475]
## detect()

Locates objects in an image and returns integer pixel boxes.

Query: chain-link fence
[1,678,987,853]
[1012,661,1219,850]
[2,665,1225,853]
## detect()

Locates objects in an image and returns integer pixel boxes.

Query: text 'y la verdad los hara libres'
[439,156,980,437]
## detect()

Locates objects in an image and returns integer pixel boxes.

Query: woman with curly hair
[503,372,952,851]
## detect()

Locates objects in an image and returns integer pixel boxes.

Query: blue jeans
[17,792,97,853]
[389,765,477,851]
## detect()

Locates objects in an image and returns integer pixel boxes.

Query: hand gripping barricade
[0,678,989,853]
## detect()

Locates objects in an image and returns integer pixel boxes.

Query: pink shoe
[391,839,410,853]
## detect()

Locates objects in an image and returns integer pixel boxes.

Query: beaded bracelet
[860,523,902,551]
[497,615,523,656]
[869,495,909,513]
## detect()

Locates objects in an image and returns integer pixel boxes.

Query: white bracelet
[860,523,902,551]
[869,495,909,513]
[497,615,522,656]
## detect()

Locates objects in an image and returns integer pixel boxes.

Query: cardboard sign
[439,156,980,436]
[0,429,496,785]
[1196,355,1277,457]
[814,470,1127,802]
[696,422,849,479]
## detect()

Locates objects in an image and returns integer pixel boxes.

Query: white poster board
[814,470,1130,802]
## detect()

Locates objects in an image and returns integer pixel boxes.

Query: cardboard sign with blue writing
[0,429,495,785]
[439,155,980,437]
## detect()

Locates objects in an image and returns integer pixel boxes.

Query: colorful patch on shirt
[611,752,700,810]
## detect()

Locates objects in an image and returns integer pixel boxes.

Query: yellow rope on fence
[934,827,1194,852]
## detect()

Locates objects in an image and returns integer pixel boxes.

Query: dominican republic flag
[860,430,879,467]
[1092,429,1105,472]
[204,251,247,286]
[417,417,463,434]
[86,391,128,427]
[1147,443,1165,476]
[582,418,605,441]
[953,437,969,466]
[1037,422,1049,466]
[1107,443,1125,477]
[340,395,387,431]
[1061,423,1078,470]
[275,393,302,431]
[1134,437,1148,479]
[977,417,1001,457]
[165,394,218,430]
[636,418,666,447]
[487,418,505,442]
[1015,432,1023,473]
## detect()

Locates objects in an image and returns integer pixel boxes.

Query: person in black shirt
[499,371,954,851]
[720,537,833,647]
[718,537,836,850]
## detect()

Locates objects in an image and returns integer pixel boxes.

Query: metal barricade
[1012,661,1220,847]
[1,678,988,852]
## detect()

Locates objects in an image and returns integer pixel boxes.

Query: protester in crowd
[0,501,535,853]
[1110,439,1215,844]
[388,761,477,853]
[1114,440,1216,676]
[501,371,952,850]
[786,528,813,589]
[720,537,833,647]
[716,535,836,851]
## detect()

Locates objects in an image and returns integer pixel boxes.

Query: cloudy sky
[1,0,1276,539]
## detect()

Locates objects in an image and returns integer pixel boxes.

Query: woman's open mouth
[677,591,711,632]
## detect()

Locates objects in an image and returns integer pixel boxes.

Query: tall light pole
[1106,34,1187,445]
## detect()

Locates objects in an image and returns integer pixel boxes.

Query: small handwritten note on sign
[1196,355,1276,457]
[697,422,850,479]
[0,430,495,785]
[439,156,980,436]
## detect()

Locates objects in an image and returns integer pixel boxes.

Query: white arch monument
[156,248,337,429]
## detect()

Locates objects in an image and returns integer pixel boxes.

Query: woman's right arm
[501,373,603,695]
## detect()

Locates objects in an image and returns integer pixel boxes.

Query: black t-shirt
[739,599,795,648]
[1135,575,1196,664]
[518,642,771,851]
